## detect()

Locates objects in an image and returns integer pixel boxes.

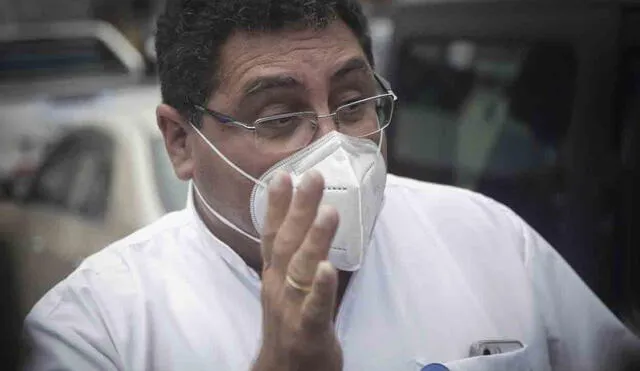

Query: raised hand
[252,170,342,371]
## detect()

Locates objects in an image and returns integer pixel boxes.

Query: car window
[0,37,127,84]
[28,136,82,208]
[391,39,578,246]
[27,128,113,219]
[66,147,111,218]
[150,137,188,212]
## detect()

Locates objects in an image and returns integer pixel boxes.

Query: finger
[284,205,339,299]
[271,170,325,274]
[300,261,339,331]
[260,171,293,270]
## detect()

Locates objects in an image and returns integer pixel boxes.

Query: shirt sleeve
[514,212,640,371]
[22,270,122,371]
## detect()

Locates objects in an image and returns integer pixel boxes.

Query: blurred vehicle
[0,85,188,316]
[0,20,146,185]
[368,0,640,319]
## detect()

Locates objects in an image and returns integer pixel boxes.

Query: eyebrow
[243,75,301,97]
[240,57,372,98]
[331,57,371,81]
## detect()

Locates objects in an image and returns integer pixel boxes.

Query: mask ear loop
[377,131,384,153]
[189,123,263,244]
[192,182,261,244]
[375,122,385,155]
[190,123,267,188]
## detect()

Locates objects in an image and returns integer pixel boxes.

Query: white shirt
[24,175,636,371]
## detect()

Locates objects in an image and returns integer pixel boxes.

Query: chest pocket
[416,345,532,371]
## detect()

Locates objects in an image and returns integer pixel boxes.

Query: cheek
[214,141,286,180]
[192,137,253,210]
[193,136,289,208]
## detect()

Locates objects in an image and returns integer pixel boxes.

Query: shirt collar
[185,181,261,283]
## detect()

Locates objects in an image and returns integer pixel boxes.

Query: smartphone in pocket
[469,340,524,357]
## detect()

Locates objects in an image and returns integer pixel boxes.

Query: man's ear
[157,104,194,181]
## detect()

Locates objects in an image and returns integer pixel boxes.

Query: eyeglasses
[194,73,398,154]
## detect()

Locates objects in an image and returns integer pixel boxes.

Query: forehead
[216,20,368,93]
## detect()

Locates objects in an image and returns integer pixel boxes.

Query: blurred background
[0,0,639,367]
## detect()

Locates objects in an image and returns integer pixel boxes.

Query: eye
[266,114,301,127]
[343,101,366,112]
[257,114,302,138]
[250,101,300,121]
[338,99,371,124]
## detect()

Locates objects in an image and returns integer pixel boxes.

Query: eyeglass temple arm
[374,73,397,100]
[194,105,236,124]
[194,104,257,130]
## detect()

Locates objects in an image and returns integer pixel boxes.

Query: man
[23,1,637,370]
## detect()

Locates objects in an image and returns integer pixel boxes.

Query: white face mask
[191,127,387,271]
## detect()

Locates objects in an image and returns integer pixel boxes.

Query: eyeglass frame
[193,73,398,134]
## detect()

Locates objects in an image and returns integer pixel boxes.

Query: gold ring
[285,275,313,294]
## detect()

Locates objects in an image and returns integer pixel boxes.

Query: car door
[14,128,115,315]
[383,1,621,308]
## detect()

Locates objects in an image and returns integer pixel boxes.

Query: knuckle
[287,259,318,284]
[285,328,316,354]
[287,207,314,227]
[283,317,302,335]
[286,264,312,286]
[276,230,300,248]
[306,250,325,266]
[270,307,285,326]
[300,309,323,331]
[260,283,278,305]
[287,330,328,359]
[281,336,304,357]
[302,238,329,261]
[291,340,314,358]
[271,244,291,265]
[260,272,277,289]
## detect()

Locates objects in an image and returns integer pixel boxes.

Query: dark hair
[155,0,373,125]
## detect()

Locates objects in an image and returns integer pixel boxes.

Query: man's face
[174,20,386,235]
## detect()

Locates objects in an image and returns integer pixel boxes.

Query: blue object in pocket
[421,363,449,371]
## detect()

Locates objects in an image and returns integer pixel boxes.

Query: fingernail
[300,170,322,190]
[315,205,338,227]
[269,171,287,191]
[300,172,314,190]
[318,260,334,271]
[316,261,335,283]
